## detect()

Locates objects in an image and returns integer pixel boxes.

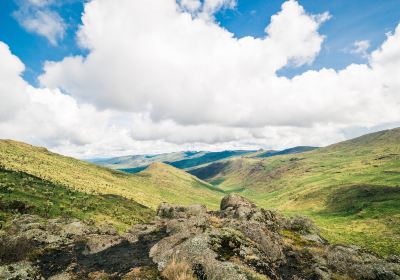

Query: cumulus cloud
[13,0,65,45]
[1,0,400,157]
[0,42,28,121]
[179,0,202,13]
[178,0,236,17]
[0,40,114,151]
[39,0,400,130]
[40,0,328,127]
[350,40,370,57]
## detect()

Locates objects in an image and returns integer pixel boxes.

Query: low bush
[287,216,316,234]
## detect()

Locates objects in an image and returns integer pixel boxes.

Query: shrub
[162,258,196,280]
[287,216,316,234]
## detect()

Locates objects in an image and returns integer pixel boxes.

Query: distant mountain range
[88,146,318,173]
[88,150,256,172]
[255,146,318,158]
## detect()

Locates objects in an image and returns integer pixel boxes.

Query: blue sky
[216,0,400,77]
[1,0,400,84]
[0,0,85,84]
[0,0,400,157]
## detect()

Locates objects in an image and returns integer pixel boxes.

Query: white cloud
[13,0,65,45]
[0,0,400,157]
[178,0,202,13]
[0,42,29,121]
[350,40,370,58]
[202,0,237,16]
[25,0,54,8]
[0,40,113,150]
[178,0,236,17]
[40,0,328,127]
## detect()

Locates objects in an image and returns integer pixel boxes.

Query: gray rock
[220,194,256,211]
[2,196,399,280]
[0,261,42,280]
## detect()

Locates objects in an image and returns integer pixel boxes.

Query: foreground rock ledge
[0,194,399,280]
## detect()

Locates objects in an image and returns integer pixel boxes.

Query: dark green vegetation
[189,128,400,256]
[0,169,153,231]
[167,150,254,169]
[119,166,148,173]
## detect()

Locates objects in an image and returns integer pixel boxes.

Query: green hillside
[190,128,400,256]
[90,150,256,173]
[0,169,153,231]
[0,140,222,213]
[1,128,399,256]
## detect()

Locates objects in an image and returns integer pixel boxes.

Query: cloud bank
[1,0,399,157]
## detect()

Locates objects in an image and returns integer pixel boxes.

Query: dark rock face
[1,195,399,280]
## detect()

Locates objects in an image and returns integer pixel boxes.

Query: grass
[0,140,223,210]
[194,128,400,256]
[0,169,154,231]
[0,128,399,256]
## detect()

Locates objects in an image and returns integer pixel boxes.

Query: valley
[190,128,400,256]
[0,128,399,279]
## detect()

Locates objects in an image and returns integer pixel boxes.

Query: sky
[0,0,399,158]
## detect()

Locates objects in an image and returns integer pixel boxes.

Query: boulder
[2,196,400,280]
[220,194,256,211]
[157,203,207,219]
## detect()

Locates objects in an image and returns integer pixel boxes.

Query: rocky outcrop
[1,194,399,279]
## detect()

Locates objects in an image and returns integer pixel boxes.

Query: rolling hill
[89,150,256,173]
[0,169,154,231]
[189,128,400,256]
[0,128,399,256]
[89,147,321,174]
[0,140,223,229]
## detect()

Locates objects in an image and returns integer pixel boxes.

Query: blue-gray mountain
[88,147,318,173]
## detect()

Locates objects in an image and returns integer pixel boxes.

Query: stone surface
[1,194,399,280]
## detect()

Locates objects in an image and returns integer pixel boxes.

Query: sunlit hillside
[190,128,400,256]
[0,140,222,211]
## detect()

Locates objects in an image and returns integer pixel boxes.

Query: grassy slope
[193,128,400,256]
[0,169,154,231]
[0,140,222,211]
